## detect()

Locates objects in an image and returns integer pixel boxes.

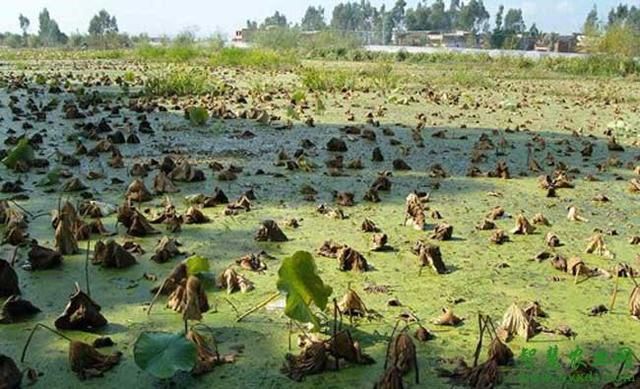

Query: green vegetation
[209,47,298,69]
[186,107,209,127]
[143,66,223,97]
[276,251,333,330]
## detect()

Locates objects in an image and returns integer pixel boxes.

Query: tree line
[0,8,146,49]
[246,1,640,53]
[1,2,639,56]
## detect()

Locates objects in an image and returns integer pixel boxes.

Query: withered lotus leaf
[413,241,446,274]
[487,338,514,366]
[54,213,78,255]
[186,330,234,376]
[216,268,254,294]
[0,295,41,324]
[328,330,374,365]
[150,236,183,263]
[361,218,380,233]
[0,354,22,388]
[126,178,153,202]
[387,331,417,375]
[630,286,640,319]
[374,366,404,389]
[92,240,137,269]
[337,246,370,272]
[0,259,20,297]
[316,240,344,258]
[338,289,369,317]
[254,220,288,242]
[282,342,328,382]
[153,171,179,194]
[151,263,188,295]
[27,241,62,270]
[432,308,463,326]
[69,341,121,380]
[184,206,210,224]
[497,303,536,341]
[167,276,209,321]
[404,193,425,230]
[511,214,535,235]
[55,285,107,331]
[430,223,453,241]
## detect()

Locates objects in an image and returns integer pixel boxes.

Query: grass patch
[186,106,209,126]
[209,48,298,69]
[143,66,224,97]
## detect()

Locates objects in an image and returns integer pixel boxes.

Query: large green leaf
[133,332,197,379]
[276,251,332,329]
[2,138,34,169]
[183,255,209,275]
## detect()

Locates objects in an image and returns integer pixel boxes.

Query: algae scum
[1,58,640,388]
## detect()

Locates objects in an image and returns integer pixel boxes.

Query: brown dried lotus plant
[150,236,183,263]
[545,232,560,247]
[585,233,614,258]
[567,206,588,222]
[413,241,447,274]
[25,242,62,270]
[0,295,41,324]
[629,277,640,320]
[216,267,254,294]
[153,171,179,194]
[55,283,108,331]
[532,213,550,226]
[0,258,20,297]
[125,178,152,202]
[254,219,288,242]
[92,240,137,269]
[337,246,370,272]
[382,323,419,385]
[337,287,380,321]
[236,251,269,272]
[511,214,535,235]
[430,223,453,241]
[403,193,426,230]
[54,204,79,255]
[283,308,376,381]
[147,255,212,320]
[20,323,121,380]
[0,354,22,389]
[437,314,511,388]
[432,308,463,326]
[167,276,210,322]
[497,303,538,342]
[185,325,235,376]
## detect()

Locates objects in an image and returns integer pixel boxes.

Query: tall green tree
[38,8,67,46]
[18,14,30,37]
[88,9,118,36]
[583,4,599,35]
[390,0,407,30]
[262,11,288,28]
[503,8,525,33]
[457,0,489,31]
[301,6,326,31]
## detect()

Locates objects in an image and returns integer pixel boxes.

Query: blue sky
[0,0,632,37]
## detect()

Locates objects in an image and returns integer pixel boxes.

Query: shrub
[186,106,209,126]
[144,66,222,97]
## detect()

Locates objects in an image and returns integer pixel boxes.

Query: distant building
[395,30,474,48]
[233,29,248,42]
[535,33,579,53]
